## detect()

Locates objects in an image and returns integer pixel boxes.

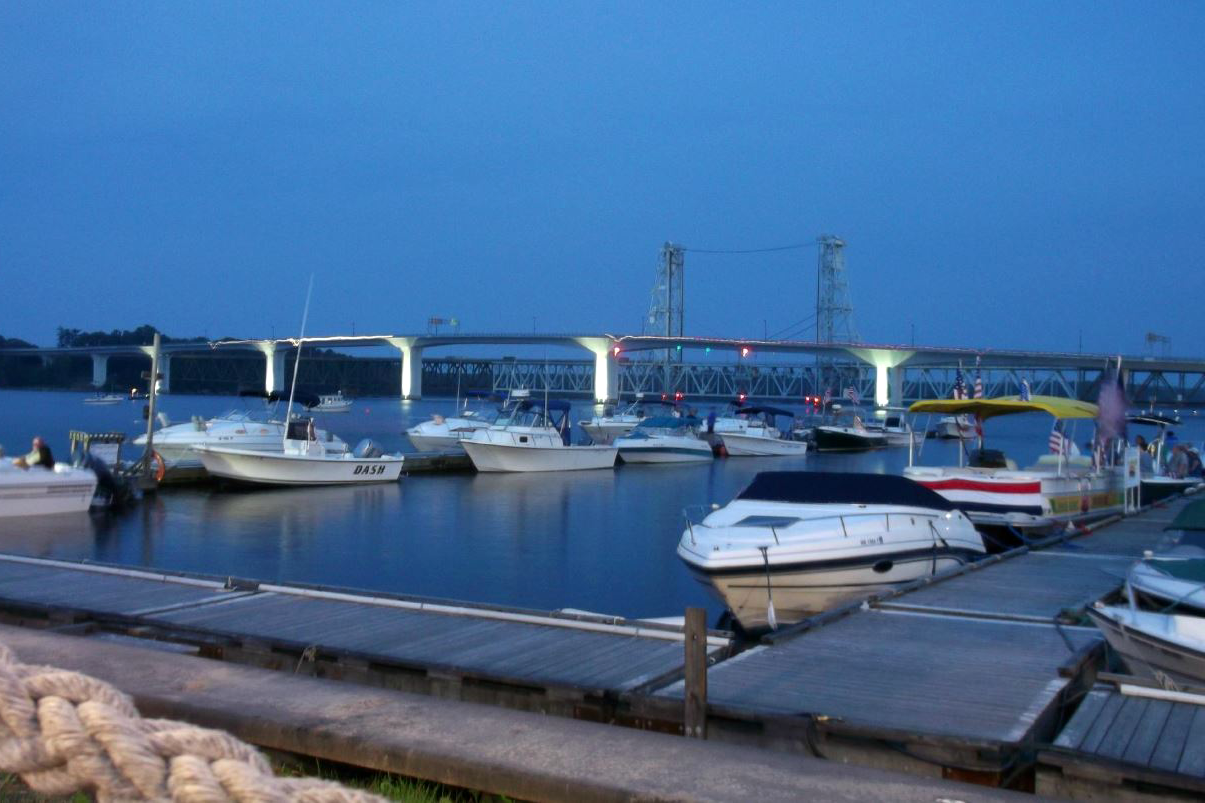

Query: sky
[2,2,1203,357]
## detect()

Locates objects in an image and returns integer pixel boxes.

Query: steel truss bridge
[3,333,1205,407]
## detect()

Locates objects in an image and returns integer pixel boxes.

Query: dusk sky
[3,2,1202,356]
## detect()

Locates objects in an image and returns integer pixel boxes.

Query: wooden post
[684,606,707,739]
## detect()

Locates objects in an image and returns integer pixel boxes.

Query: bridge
[4,333,1205,407]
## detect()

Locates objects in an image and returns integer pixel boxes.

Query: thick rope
[0,642,386,802]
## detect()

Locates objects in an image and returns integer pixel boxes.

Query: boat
[0,459,98,517]
[83,392,125,405]
[1127,413,1202,504]
[904,396,1132,537]
[579,394,677,445]
[812,406,890,452]
[677,472,986,630]
[862,408,916,447]
[195,421,403,486]
[406,391,510,452]
[932,415,975,439]
[1087,600,1205,688]
[133,390,348,480]
[314,391,353,413]
[462,398,617,472]
[1126,500,1205,616]
[718,406,809,457]
[614,417,714,464]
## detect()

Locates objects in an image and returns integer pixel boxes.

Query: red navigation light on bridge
[674,391,684,401]
[612,345,621,357]
[737,392,747,403]
[740,346,751,358]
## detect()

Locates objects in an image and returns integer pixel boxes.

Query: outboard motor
[353,439,384,459]
[78,450,117,497]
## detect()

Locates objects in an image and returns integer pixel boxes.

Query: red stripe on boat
[918,479,1042,494]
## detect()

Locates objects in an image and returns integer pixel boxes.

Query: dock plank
[1053,689,1111,749]
[1121,698,1172,767]
[1095,696,1147,760]
[1176,705,1205,777]
[1150,703,1197,772]
[1078,693,1126,754]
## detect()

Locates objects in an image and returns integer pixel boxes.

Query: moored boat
[406,391,510,452]
[812,407,889,452]
[718,406,809,457]
[1087,601,1205,688]
[314,391,353,412]
[678,471,986,631]
[462,399,617,472]
[579,394,677,445]
[0,459,98,517]
[614,417,713,464]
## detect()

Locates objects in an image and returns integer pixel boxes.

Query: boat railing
[681,508,946,546]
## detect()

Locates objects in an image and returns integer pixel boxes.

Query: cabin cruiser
[0,459,98,517]
[406,391,509,452]
[904,396,1133,538]
[579,394,677,445]
[678,472,986,631]
[1128,413,1202,504]
[614,417,713,464]
[314,391,353,412]
[812,407,890,452]
[195,418,402,486]
[134,390,348,479]
[462,399,617,472]
[718,406,809,457]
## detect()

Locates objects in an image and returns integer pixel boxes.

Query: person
[13,436,54,470]
[1168,444,1190,479]
[1134,435,1154,474]
[1187,446,1204,478]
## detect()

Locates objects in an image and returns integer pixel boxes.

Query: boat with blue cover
[614,416,713,464]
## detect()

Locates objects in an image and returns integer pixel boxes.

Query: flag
[1049,421,1069,455]
[1020,379,1031,401]
[1097,356,1127,444]
[844,386,860,404]
[952,367,966,400]
[973,359,984,399]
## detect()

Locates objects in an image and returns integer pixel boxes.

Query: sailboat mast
[284,275,315,446]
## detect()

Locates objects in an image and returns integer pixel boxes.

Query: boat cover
[1143,558,1205,583]
[736,471,956,511]
[1166,500,1205,532]
[637,416,697,429]
[909,395,1097,420]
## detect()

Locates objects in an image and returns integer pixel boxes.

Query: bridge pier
[91,354,108,388]
[848,348,915,408]
[576,338,619,403]
[257,343,287,394]
[387,338,422,400]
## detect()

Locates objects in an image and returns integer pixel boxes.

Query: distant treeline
[55,325,213,348]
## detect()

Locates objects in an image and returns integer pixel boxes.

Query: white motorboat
[862,409,915,447]
[314,391,353,413]
[83,393,125,405]
[462,399,617,472]
[0,460,98,517]
[614,417,714,464]
[678,472,986,630]
[1129,557,1205,616]
[932,415,975,439]
[406,391,509,452]
[905,396,1132,538]
[133,391,348,478]
[812,407,890,452]
[1087,600,1205,688]
[718,406,809,457]
[195,419,402,486]
[579,394,677,445]
[1128,413,1202,504]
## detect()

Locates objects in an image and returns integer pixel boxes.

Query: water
[2,389,1203,622]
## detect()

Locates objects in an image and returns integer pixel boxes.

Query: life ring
[151,451,166,483]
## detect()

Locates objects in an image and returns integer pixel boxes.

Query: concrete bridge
[4,333,1205,406]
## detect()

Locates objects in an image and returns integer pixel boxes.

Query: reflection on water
[3,389,1205,621]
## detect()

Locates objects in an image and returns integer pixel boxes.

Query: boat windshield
[737,471,956,510]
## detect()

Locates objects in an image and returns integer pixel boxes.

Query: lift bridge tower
[644,242,685,393]
[814,235,859,395]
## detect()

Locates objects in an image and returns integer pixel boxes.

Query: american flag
[1048,421,1070,455]
[973,363,984,399]
[845,386,860,404]
[952,368,966,400]
[1020,379,1032,401]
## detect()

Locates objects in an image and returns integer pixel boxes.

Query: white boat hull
[615,436,713,464]
[720,432,809,457]
[0,463,98,517]
[580,421,639,445]
[195,447,403,486]
[1088,604,1205,688]
[462,440,617,472]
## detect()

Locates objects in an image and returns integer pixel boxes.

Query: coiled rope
[0,642,385,802]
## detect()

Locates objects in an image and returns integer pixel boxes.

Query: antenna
[284,274,315,445]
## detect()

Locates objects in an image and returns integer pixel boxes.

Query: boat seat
[1031,454,1093,469]
[969,449,1016,471]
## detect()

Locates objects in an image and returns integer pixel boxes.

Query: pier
[0,494,1201,798]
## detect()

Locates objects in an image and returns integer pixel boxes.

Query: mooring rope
[0,642,386,802]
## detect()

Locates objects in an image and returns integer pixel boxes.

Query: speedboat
[1127,500,1205,615]
[314,391,353,412]
[904,396,1131,537]
[678,472,986,630]
[462,399,617,472]
[718,406,809,457]
[812,407,889,452]
[0,459,98,517]
[1087,599,1205,688]
[134,390,348,479]
[1128,413,1202,504]
[579,394,677,445]
[406,391,509,452]
[932,415,975,439]
[614,417,713,464]
[862,408,915,447]
[195,419,402,486]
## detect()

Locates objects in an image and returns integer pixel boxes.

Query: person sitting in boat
[1133,435,1154,474]
[1168,444,1190,479]
[1187,446,1204,478]
[13,436,54,470]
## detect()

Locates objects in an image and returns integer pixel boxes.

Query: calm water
[3,389,1203,622]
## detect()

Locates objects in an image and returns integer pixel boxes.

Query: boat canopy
[637,416,696,429]
[739,405,795,418]
[908,395,1098,421]
[1165,500,1205,532]
[736,471,956,511]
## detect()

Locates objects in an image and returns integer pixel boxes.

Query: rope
[0,642,386,802]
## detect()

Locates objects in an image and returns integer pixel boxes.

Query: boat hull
[580,421,639,445]
[195,447,403,486]
[1087,605,1205,688]
[1141,477,1201,506]
[720,433,809,457]
[813,427,887,452]
[0,465,98,517]
[462,441,617,472]
[616,439,713,464]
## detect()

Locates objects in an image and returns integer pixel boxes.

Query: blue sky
[2,2,1202,355]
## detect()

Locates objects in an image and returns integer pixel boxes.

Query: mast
[284,275,315,447]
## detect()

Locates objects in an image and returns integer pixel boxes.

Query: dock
[0,494,1200,798]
